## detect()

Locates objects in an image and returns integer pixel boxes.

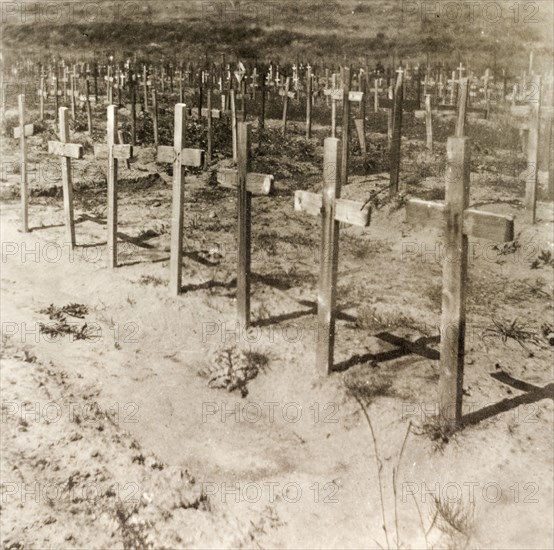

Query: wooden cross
[457,62,465,81]
[13,95,35,232]
[280,77,295,136]
[156,104,205,295]
[90,106,134,268]
[389,67,404,195]
[48,107,84,249]
[405,136,514,430]
[294,137,371,375]
[217,122,274,328]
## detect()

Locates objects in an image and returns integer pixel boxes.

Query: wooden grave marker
[217,122,274,327]
[48,107,84,249]
[405,136,514,430]
[294,137,371,375]
[89,106,134,267]
[13,95,34,232]
[156,104,205,295]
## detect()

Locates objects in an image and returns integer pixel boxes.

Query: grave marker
[48,107,84,249]
[217,122,274,327]
[156,104,205,294]
[13,95,34,232]
[106,105,134,269]
[294,137,371,375]
[405,136,514,430]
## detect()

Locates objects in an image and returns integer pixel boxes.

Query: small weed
[530,249,554,269]
[135,275,165,287]
[433,494,475,548]
[200,347,269,398]
[418,416,454,453]
[483,318,542,349]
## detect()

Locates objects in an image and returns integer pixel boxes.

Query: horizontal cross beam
[406,198,514,242]
[93,143,134,160]
[48,140,84,159]
[156,145,204,167]
[217,168,273,195]
[190,107,221,119]
[13,123,34,139]
[294,190,371,228]
[323,89,364,102]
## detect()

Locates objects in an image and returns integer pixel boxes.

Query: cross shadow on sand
[462,371,554,428]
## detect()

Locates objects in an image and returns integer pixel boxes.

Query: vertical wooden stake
[18,95,29,233]
[455,78,469,138]
[70,73,76,118]
[230,89,238,161]
[130,76,136,146]
[85,78,93,135]
[39,76,45,121]
[59,107,76,249]
[525,75,541,224]
[390,69,404,195]
[54,77,59,121]
[439,136,470,430]
[282,77,290,137]
[340,67,351,188]
[169,104,187,295]
[206,85,213,168]
[237,122,252,329]
[316,138,341,376]
[425,94,433,151]
[259,66,266,130]
[306,65,312,139]
[152,87,159,146]
[107,105,118,269]
[143,65,148,110]
[179,63,184,103]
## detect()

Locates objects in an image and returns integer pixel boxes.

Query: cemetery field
[1,84,553,548]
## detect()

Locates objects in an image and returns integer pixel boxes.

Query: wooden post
[48,108,84,249]
[525,75,541,224]
[317,139,341,375]
[425,94,433,151]
[206,83,213,168]
[341,67,351,188]
[130,74,136,146]
[230,89,238,161]
[282,77,291,136]
[306,65,312,139]
[93,63,98,103]
[39,75,45,121]
[170,104,186,295]
[143,65,148,110]
[18,95,29,232]
[259,66,266,130]
[440,136,469,428]
[455,78,469,137]
[107,105,118,269]
[54,77,59,121]
[237,122,252,328]
[85,78,93,135]
[69,72,76,118]
[152,87,159,146]
[355,71,367,168]
[390,68,404,195]
[179,63,184,103]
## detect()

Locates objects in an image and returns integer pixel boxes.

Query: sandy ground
[1,97,553,549]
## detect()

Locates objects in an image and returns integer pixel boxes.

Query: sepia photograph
[1,0,553,548]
